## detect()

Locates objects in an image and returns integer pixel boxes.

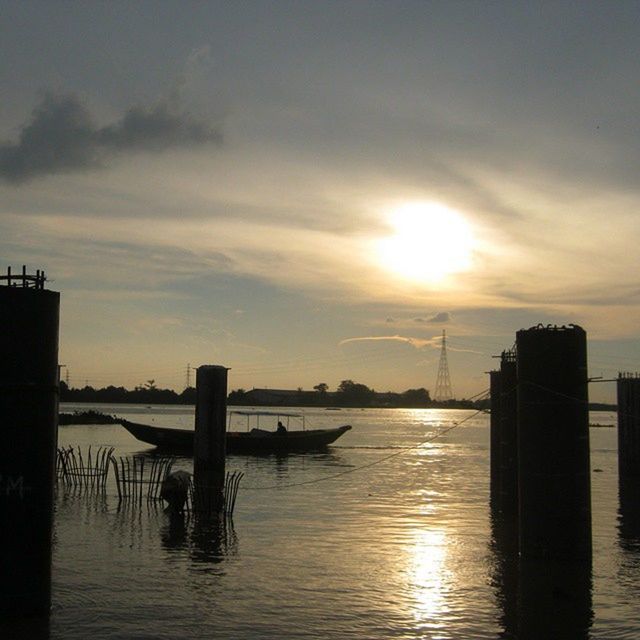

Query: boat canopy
[228,410,306,431]
[229,410,303,418]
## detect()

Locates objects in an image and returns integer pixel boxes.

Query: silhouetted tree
[228,388,247,404]
[401,387,431,407]
[179,386,197,404]
[336,379,375,406]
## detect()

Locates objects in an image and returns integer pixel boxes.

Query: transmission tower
[434,329,454,402]
[185,363,191,389]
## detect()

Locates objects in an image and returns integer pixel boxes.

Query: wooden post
[0,276,60,616]
[193,365,228,515]
[516,324,591,561]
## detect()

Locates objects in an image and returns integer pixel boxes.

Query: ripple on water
[42,407,640,639]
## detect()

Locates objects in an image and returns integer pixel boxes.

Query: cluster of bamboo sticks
[56,446,243,516]
[56,446,114,490]
[223,471,244,515]
[111,455,176,503]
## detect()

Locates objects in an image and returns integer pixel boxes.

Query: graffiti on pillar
[0,474,29,499]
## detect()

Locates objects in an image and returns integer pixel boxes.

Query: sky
[2,1,639,402]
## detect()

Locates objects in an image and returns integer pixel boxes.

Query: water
[12,405,640,639]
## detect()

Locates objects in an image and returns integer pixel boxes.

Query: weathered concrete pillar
[489,369,502,505]
[193,365,227,515]
[617,375,640,545]
[516,324,591,561]
[489,503,519,638]
[499,352,518,516]
[617,375,640,478]
[517,558,592,640]
[0,270,59,616]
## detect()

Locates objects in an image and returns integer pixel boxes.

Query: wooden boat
[119,414,351,455]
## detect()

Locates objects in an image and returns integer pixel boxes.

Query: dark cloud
[412,312,451,324]
[427,312,451,324]
[0,93,222,184]
[97,103,219,152]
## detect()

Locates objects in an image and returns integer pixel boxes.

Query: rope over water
[244,396,490,491]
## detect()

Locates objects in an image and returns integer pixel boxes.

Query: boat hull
[120,419,351,455]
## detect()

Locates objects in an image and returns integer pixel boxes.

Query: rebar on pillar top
[0,265,47,290]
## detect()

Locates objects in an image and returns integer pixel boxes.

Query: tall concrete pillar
[517,558,592,639]
[499,352,518,516]
[516,324,591,561]
[617,375,640,547]
[0,269,59,616]
[193,365,228,515]
[617,375,640,478]
[489,369,502,505]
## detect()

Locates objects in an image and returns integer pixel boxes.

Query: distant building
[241,388,318,406]
[231,386,434,408]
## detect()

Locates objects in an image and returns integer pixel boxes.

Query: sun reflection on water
[407,528,450,627]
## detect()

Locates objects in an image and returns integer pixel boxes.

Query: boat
[119,411,351,454]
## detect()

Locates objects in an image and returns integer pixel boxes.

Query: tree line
[59,379,482,409]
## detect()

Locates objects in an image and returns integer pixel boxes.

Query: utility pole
[59,364,69,386]
[434,329,454,402]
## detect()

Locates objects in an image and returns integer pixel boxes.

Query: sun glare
[377,202,474,284]
[409,528,448,623]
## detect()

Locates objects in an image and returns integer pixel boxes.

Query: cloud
[0,93,222,184]
[339,335,439,349]
[412,312,451,324]
[427,312,451,324]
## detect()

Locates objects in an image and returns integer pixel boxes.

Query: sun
[376,201,474,284]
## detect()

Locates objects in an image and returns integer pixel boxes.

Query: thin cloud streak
[339,335,440,350]
[340,334,486,357]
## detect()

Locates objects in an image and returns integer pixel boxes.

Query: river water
[10,404,640,639]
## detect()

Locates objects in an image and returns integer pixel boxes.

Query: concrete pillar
[489,503,518,638]
[0,275,60,616]
[516,324,591,561]
[489,370,502,505]
[617,375,640,478]
[617,376,640,545]
[517,558,592,640]
[499,353,518,516]
[193,365,227,515]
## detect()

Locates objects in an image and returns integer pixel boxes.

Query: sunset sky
[2,2,639,402]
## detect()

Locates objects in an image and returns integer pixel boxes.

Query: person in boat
[276,420,287,435]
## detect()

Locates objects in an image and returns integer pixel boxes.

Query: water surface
[26,405,638,638]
